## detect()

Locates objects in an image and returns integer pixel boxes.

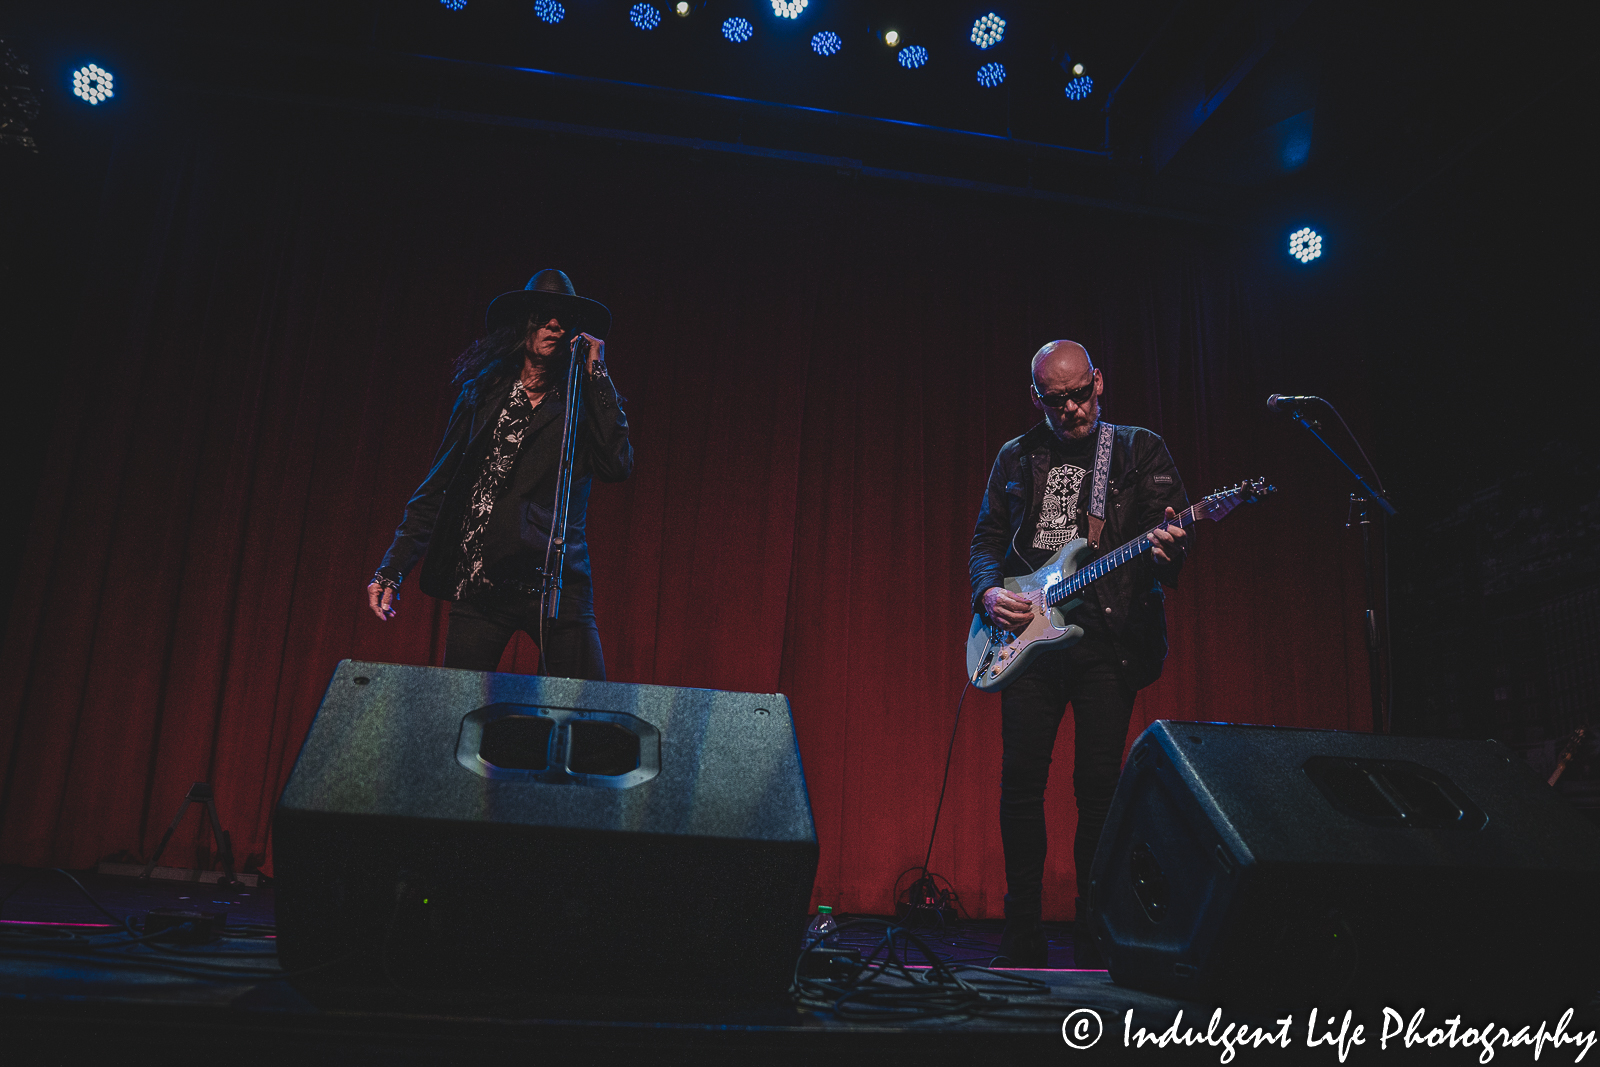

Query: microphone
[1267,394,1321,414]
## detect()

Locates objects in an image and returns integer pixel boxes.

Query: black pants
[998,639,1137,920]
[444,585,606,680]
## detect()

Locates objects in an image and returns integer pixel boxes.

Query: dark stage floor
[0,865,1189,1064]
[4,866,1598,1065]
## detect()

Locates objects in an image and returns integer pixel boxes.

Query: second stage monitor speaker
[1089,721,1600,1009]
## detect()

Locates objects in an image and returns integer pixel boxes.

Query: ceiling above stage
[370,0,1178,154]
[8,0,1592,227]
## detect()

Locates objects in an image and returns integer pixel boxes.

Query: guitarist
[969,340,1188,968]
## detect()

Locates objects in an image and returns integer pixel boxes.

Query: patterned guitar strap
[1085,421,1114,551]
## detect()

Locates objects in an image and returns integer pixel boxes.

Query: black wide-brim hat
[485,269,612,339]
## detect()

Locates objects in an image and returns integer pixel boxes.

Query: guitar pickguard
[966,538,1090,691]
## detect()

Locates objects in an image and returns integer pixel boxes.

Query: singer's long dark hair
[451,324,527,393]
[450,302,569,396]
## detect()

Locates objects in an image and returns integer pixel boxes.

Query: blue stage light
[771,0,808,17]
[970,13,1006,49]
[1063,75,1093,100]
[534,0,564,24]
[1289,227,1323,263]
[897,45,928,69]
[629,3,661,30]
[439,0,466,8]
[71,64,113,105]
[723,16,753,42]
[976,62,1005,87]
[811,31,842,56]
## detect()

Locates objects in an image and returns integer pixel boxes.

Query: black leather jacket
[378,367,632,603]
[969,420,1188,690]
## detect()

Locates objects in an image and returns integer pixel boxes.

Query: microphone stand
[539,334,587,661]
[1280,398,1395,734]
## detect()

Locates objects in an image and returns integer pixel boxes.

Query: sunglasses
[1031,375,1097,408]
[528,307,570,333]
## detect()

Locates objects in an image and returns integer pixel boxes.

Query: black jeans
[998,639,1136,920]
[444,585,607,680]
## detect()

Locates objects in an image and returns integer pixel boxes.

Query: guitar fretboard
[1042,500,1213,609]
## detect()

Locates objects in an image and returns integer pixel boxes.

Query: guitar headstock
[1199,477,1277,522]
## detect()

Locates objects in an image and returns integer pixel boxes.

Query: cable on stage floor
[792,918,1092,1022]
[0,867,347,981]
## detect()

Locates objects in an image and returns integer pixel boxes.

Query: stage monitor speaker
[274,661,819,998]
[1089,721,1600,1009]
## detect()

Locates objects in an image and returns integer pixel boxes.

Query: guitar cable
[903,528,1038,916]
[905,523,1066,917]
[899,680,973,922]
[905,514,1110,918]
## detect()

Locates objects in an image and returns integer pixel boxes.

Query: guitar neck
[1045,504,1201,607]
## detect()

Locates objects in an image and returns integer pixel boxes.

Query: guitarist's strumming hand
[983,586,1035,633]
[1147,506,1188,564]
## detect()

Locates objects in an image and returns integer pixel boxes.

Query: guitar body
[962,478,1275,693]
[966,537,1090,692]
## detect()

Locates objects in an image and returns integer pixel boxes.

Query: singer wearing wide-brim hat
[367,268,632,680]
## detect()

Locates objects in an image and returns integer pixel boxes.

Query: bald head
[1030,339,1103,441]
[1031,340,1092,387]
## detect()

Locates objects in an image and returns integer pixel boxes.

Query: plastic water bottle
[803,905,839,950]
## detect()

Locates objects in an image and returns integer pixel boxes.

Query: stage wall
[0,99,1375,918]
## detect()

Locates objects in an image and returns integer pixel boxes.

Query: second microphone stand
[1281,398,1395,735]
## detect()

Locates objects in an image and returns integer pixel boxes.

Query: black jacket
[968,420,1188,690]
[378,367,632,603]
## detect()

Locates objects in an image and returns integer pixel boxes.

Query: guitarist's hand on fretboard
[1146,506,1188,565]
[982,586,1034,633]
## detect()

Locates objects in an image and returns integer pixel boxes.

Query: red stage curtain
[0,101,1374,918]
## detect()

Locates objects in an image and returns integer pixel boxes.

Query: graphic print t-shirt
[1028,432,1098,553]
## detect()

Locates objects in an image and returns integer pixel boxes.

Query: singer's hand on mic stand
[573,332,605,376]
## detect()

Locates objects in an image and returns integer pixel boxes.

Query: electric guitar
[966,478,1275,692]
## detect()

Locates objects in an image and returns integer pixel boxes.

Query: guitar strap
[1086,421,1114,550]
